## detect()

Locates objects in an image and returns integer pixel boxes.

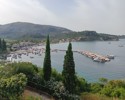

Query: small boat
[38,54,42,56]
[30,56,34,59]
[119,45,124,47]
[7,54,11,57]
[12,54,17,59]
[108,42,111,44]
[93,57,101,62]
[18,55,22,58]
[27,53,29,56]
[93,57,106,63]
[107,55,115,59]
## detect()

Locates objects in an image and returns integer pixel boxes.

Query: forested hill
[0,22,119,41]
[0,22,72,39]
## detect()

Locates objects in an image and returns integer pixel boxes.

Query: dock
[56,49,111,63]
[76,51,111,63]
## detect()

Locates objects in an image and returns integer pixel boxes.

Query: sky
[0,0,125,35]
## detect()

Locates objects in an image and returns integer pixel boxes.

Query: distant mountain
[0,22,72,39]
[0,22,119,41]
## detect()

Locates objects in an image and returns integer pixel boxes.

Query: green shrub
[100,80,125,98]
[0,73,27,99]
[76,76,89,94]
[51,69,63,81]
[90,83,103,93]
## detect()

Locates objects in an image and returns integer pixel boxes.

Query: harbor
[6,45,114,63]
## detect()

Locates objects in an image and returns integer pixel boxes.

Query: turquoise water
[12,39,125,82]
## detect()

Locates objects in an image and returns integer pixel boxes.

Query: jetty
[49,49,113,63]
[76,51,111,63]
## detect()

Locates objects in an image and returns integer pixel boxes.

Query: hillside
[0,22,119,41]
[0,22,72,39]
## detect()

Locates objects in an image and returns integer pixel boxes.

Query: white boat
[93,57,101,62]
[93,57,106,63]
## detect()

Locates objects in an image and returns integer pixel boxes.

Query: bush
[111,87,125,98]
[90,83,103,93]
[76,76,89,94]
[0,73,27,99]
[51,69,63,81]
[100,80,125,98]
[7,62,38,82]
[44,78,80,100]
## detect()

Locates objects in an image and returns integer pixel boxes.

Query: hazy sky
[0,0,124,35]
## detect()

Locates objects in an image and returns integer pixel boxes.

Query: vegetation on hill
[0,65,27,100]
[0,22,71,39]
[53,31,119,42]
[0,22,119,42]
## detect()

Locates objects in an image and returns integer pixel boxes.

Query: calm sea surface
[12,39,125,82]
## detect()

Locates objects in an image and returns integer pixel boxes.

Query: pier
[55,49,112,63]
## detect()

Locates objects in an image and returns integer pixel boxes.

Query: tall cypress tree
[62,42,76,94]
[2,39,7,51]
[0,38,1,51]
[43,35,51,81]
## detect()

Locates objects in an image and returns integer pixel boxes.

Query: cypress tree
[2,39,7,51]
[0,38,1,51]
[43,35,51,81]
[62,42,76,94]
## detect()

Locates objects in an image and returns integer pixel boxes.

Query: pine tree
[43,35,51,81]
[62,42,76,94]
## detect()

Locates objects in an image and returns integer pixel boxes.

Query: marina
[7,46,114,63]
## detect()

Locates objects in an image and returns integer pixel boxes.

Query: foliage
[51,69,63,81]
[75,76,90,94]
[43,35,51,81]
[62,42,76,94]
[90,83,103,93]
[6,62,45,90]
[0,64,18,78]
[111,87,125,98]
[99,78,108,85]
[7,62,38,79]
[0,73,27,100]
[44,78,80,100]
[100,80,125,98]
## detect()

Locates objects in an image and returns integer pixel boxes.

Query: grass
[22,89,54,100]
[22,90,42,100]
[80,93,122,100]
